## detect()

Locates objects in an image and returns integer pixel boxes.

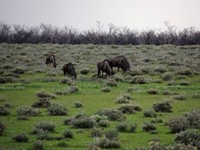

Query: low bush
[177,68,193,76]
[153,100,173,112]
[129,123,137,133]
[0,105,10,116]
[98,137,121,149]
[33,121,56,133]
[32,98,51,108]
[147,88,159,95]
[36,89,56,99]
[98,120,110,127]
[63,130,74,138]
[167,117,189,133]
[150,119,163,124]
[16,106,41,116]
[143,110,157,118]
[12,133,29,143]
[36,129,50,140]
[117,104,142,114]
[172,94,186,100]
[101,87,111,92]
[115,95,130,104]
[70,115,96,129]
[179,80,190,86]
[60,77,73,85]
[68,86,79,93]
[74,101,83,108]
[106,79,117,87]
[154,66,167,73]
[0,76,16,84]
[96,109,126,121]
[47,103,67,116]
[130,75,146,84]
[162,73,173,81]
[184,110,200,129]
[91,127,103,137]
[80,68,89,75]
[175,130,200,147]
[105,130,119,141]
[167,143,196,150]
[116,122,129,132]
[112,74,124,82]
[192,93,200,99]
[0,121,5,136]
[142,122,157,132]
[12,67,26,74]
[33,140,44,150]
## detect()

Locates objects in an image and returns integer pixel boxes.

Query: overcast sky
[0,0,200,31]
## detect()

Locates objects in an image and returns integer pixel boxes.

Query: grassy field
[0,43,200,150]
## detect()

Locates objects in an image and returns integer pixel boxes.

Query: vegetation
[0,44,200,149]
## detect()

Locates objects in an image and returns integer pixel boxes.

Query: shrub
[150,119,163,124]
[57,141,68,147]
[63,130,73,138]
[106,79,117,87]
[36,89,56,99]
[167,143,196,150]
[71,115,96,129]
[12,67,26,74]
[184,110,200,129]
[116,122,129,132]
[33,140,44,150]
[47,103,67,116]
[172,94,186,100]
[0,105,10,116]
[175,130,200,147]
[98,137,121,149]
[96,109,126,121]
[0,121,5,136]
[126,87,138,93]
[32,98,51,108]
[12,133,29,142]
[3,102,11,108]
[91,127,103,137]
[16,106,41,116]
[33,121,56,133]
[0,76,16,84]
[60,77,73,85]
[36,129,50,140]
[142,122,157,132]
[147,88,159,95]
[167,117,189,133]
[177,68,193,76]
[117,104,142,114]
[80,68,89,75]
[115,94,131,104]
[154,66,167,73]
[68,86,79,93]
[74,101,83,108]
[149,141,166,150]
[143,110,157,117]
[162,73,173,81]
[130,75,146,84]
[179,80,190,86]
[98,120,110,127]
[112,74,124,82]
[105,130,119,140]
[101,87,111,92]
[90,114,108,123]
[153,100,173,112]
[192,93,200,99]
[129,123,137,133]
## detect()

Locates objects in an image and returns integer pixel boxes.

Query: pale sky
[0,0,200,31]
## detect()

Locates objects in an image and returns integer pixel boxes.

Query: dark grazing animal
[109,56,130,72]
[46,54,57,68]
[63,63,77,80]
[97,59,114,77]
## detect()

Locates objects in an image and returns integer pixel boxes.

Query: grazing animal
[97,59,114,77]
[109,56,130,72]
[46,54,57,68]
[63,63,77,80]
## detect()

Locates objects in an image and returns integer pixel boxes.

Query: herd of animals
[46,54,130,80]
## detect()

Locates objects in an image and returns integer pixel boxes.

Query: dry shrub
[130,75,147,84]
[106,79,117,87]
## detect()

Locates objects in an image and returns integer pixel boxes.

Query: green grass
[0,44,200,149]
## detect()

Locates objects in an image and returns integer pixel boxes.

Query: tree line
[0,22,200,45]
